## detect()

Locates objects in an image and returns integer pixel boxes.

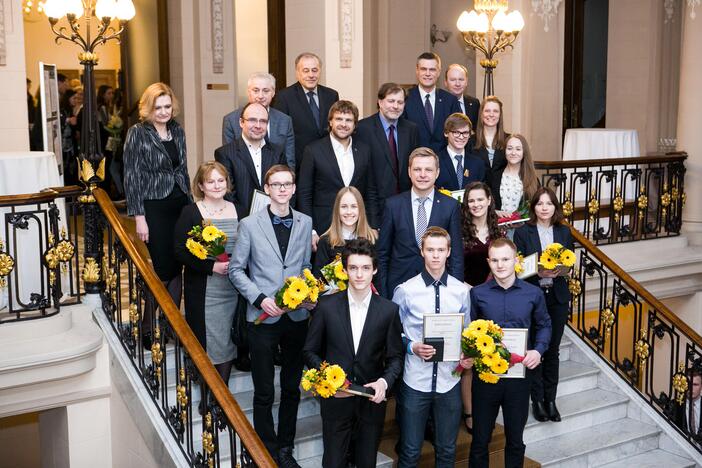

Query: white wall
[0,0,30,151]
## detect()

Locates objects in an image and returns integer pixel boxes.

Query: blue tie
[273,216,293,229]
[308,91,320,129]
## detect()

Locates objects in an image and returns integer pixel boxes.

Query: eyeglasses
[450,130,471,139]
[267,182,294,190]
[242,118,269,125]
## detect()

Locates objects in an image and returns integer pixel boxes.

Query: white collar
[411,188,435,203]
[242,134,265,150]
[348,289,372,309]
[330,134,352,153]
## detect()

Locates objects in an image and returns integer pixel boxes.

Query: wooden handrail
[0,185,84,207]
[93,188,275,467]
[535,152,687,169]
[568,222,702,345]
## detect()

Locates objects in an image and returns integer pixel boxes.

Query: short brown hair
[417,51,442,69]
[138,82,180,121]
[192,161,231,200]
[408,147,439,169]
[527,187,565,226]
[240,102,269,121]
[264,164,295,185]
[328,100,359,125]
[294,52,322,67]
[488,237,518,255]
[377,82,405,100]
[444,112,473,134]
[421,226,451,249]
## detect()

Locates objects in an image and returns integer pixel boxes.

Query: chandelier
[457,0,524,97]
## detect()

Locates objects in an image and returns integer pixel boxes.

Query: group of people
[122,50,575,468]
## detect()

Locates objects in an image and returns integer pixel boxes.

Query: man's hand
[311,231,320,252]
[459,353,474,370]
[261,297,284,317]
[522,350,542,369]
[411,342,436,361]
[364,379,387,404]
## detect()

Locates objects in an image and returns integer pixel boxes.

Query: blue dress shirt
[378,113,398,143]
[469,278,552,355]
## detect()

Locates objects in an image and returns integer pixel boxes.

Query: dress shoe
[545,400,561,422]
[278,446,301,468]
[532,401,549,422]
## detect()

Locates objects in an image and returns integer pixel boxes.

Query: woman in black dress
[124,83,192,341]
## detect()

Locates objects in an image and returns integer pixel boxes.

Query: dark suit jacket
[460,94,481,130]
[402,87,461,154]
[213,137,285,218]
[674,399,702,435]
[513,223,574,305]
[468,139,507,190]
[376,190,464,298]
[303,291,404,405]
[435,147,486,191]
[272,82,339,169]
[297,136,379,233]
[355,113,419,214]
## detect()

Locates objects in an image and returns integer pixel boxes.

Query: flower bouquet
[320,254,348,294]
[105,114,123,153]
[498,198,530,227]
[452,319,524,383]
[186,221,228,262]
[539,242,576,276]
[438,187,465,203]
[254,269,321,324]
[301,362,377,399]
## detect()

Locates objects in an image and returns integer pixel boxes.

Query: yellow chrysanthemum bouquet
[300,361,349,398]
[538,242,576,275]
[319,254,348,294]
[254,268,322,324]
[453,319,524,383]
[185,221,228,262]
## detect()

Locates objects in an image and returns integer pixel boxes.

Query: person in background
[675,367,702,443]
[444,63,480,129]
[469,95,508,189]
[435,113,485,191]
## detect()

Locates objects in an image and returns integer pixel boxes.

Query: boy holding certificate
[468,238,552,468]
[393,226,472,468]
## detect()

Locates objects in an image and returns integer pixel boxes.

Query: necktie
[272,215,293,229]
[416,197,428,246]
[460,100,465,114]
[388,124,399,190]
[424,94,434,133]
[691,401,698,434]
[455,154,464,189]
[308,91,320,129]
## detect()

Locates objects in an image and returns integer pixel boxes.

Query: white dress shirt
[457,96,465,114]
[348,290,372,353]
[242,134,266,184]
[411,188,435,230]
[330,134,355,186]
[686,397,701,433]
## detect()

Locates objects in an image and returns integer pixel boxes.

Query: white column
[0,0,30,150]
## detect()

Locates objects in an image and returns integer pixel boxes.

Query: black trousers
[247,315,308,457]
[469,373,531,468]
[319,396,386,468]
[530,290,569,403]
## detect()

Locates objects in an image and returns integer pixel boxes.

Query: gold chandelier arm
[90,22,125,51]
[50,21,89,51]
[462,33,490,57]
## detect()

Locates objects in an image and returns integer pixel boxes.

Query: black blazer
[468,138,507,190]
[461,94,481,130]
[297,136,379,233]
[272,82,339,169]
[303,291,404,402]
[435,147,486,191]
[674,399,702,435]
[312,235,346,277]
[213,137,285,218]
[354,113,419,213]
[376,190,464,298]
[402,87,461,154]
[513,223,574,305]
[123,120,192,216]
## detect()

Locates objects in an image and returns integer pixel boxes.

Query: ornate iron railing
[0,185,83,322]
[535,153,687,245]
[93,188,274,467]
[568,225,702,453]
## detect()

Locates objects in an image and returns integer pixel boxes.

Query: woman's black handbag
[231,297,248,347]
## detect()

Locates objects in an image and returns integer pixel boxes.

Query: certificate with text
[500,328,529,378]
[250,190,271,214]
[423,313,464,362]
[517,253,538,280]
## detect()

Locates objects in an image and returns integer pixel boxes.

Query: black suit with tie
[297,136,380,233]
[459,94,481,130]
[513,223,574,403]
[303,291,404,468]
[402,86,461,153]
[354,113,419,213]
[435,147,487,191]
[674,397,702,438]
[272,82,340,170]
[213,137,285,218]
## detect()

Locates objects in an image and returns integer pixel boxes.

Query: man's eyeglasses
[242,118,269,125]
[267,182,294,190]
[450,130,471,139]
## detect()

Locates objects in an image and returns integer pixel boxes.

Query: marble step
[298,451,394,468]
[552,360,600,397]
[525,418,661,467]
[497,387,629,444]
[559,337,572,362]
[595,448,697,468]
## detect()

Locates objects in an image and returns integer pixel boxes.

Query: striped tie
[416,197,428,246]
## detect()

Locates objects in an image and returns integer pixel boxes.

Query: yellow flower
[301,378,312,391]
[539,252,558,270]
[316,380,335,398]
[549,242,563,250]
[478,372,499,384]
[560,249,576,267]
[490,358,509,374]
[338,281,347,291]
[438,188,452,197]
[287,278,310,302]
[308,286,320,303]
[202,225,224,242]
[486,322,503,336]
[462,327,473,339]
[468,320,489,336]
[304,368,318,381]
[475,334,496,355]
[514,261,523,274]
[303,268,317,283]
[282,288,302,309]
[325,365,346,389]
[334,262,348,281]
[186,238,207,260]
[481,353,496,368]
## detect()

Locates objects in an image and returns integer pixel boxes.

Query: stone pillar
[0,0,30,150]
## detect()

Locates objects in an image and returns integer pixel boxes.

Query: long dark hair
[461,181,504,247]
[473,95,508,151]
[527,187,565,226]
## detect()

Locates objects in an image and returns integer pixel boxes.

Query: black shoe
[545,401,561,422]
[532,401,549,422]
[278,447,301,468]
[233,356,251,372]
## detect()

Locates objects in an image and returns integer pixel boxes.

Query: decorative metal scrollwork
[0,240,15,289]
[600,301,615,340]
[151,325,163,382]
[637,188,648,221]
[672,363,688,405]
[588,188,599,222]
[613,186,624,223]
[129,302,139,341]
[562,191,573,217]
[196,412,216,468]
[635,327,650,374]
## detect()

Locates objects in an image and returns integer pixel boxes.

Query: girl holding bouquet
[312,186,378,276]
[491,134,539,217]
[513,187,575,423]
[174,161,239,383]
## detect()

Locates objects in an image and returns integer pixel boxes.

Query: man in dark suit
[221,72,296,168]
[272,52,340,170]
[444,63,480,129]
[297,100,379,239]
[355,82,419,214]
[675,368,702,443]
[436,113,486,191]
[402,52,461,154]
[214,102,286,218]
[303,239,404,468]
[376,147,464,298]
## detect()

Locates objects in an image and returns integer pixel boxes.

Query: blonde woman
[312,186,378,276]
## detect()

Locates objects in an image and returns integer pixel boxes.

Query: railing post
[80,186,104,295]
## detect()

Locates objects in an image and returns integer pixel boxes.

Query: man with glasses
[229,164,313,468]
[435,113,486,191]
[215,102,286,218]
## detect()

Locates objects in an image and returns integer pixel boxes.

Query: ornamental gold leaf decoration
[0,240,15,289]
[562,192,573,217]
[79,159,95,183]
[600,301,615,340]
[672,363,688,405]
[96,157,106,181]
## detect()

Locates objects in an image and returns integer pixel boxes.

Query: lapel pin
[464,169,470,177]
